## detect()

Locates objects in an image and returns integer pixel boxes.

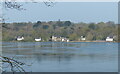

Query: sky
[3,2,118,23]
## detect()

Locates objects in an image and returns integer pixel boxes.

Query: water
[2,42,118,72]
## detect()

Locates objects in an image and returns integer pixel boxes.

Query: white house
[106,37,113,42]
[52,36,57,41]
[81,36,86,41]
[17,36,24,41]
[52,36,69,42]
[61,37,69,42]
[61,38,65,42]
[66,39,69,42]
[35,38,41,41]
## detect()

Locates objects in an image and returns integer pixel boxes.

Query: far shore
[69,40,120,43]
[2,40,119,43]
[69,41,116,42]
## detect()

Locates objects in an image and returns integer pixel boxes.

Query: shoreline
[2,40,119,43]
[69,41,117,42]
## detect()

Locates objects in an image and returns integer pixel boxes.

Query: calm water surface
[2,42,118,72]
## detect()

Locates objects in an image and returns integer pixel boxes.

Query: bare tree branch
[4,0,25,10]
[0,56,26,72]
[0,0,56,72]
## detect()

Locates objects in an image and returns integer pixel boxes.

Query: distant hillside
[2,21,118,41]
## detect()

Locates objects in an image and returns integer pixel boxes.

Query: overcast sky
[4,2,118,23]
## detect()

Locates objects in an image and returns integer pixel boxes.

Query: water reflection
[2,42,118,72]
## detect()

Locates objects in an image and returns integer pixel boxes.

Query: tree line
[2,20,118,42]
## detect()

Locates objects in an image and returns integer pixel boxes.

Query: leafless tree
[0,0,56,22]
[0,56,26,72]
[0,0,56,72]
